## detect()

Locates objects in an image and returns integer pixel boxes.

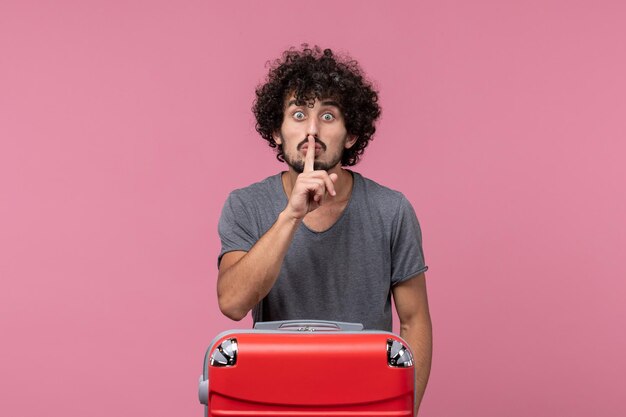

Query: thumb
[329,173,338,183]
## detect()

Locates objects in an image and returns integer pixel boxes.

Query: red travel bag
[198,320,415,417]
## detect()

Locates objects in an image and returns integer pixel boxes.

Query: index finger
[304,135,315,172]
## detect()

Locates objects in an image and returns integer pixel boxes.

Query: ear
[273,131,282,145]
[344,134,358,149]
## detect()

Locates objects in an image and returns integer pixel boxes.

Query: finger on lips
[304,136,315,172]
[300,135,336,199]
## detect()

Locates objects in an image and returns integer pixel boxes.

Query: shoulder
[353,171,422,227]
[227,173,282,204]
[221,173,285,226]
[353,171,408,209]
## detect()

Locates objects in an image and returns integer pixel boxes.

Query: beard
[281,136,345,173]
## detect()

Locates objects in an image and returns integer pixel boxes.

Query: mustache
[296,138,327,151]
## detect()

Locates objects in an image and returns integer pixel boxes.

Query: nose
[306,117,319,139]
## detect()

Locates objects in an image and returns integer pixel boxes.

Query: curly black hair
[253,45,381,166]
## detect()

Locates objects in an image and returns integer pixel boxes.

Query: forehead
[284,94,341,109]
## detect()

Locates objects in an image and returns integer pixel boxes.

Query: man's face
[273,94,356,173]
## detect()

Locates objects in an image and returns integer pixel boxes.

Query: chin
[314,164,334,172]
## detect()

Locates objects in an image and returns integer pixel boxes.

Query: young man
[216,45,432,412]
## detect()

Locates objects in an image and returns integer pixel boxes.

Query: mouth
[299,144,323,156]
[298,138,326,156]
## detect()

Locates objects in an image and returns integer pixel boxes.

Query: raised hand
[285,135,339,220]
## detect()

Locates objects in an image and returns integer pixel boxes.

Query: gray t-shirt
[218,171,428,331]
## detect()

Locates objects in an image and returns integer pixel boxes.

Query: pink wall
[1,1,625,416]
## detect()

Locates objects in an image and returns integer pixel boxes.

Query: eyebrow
[286,99,341,108]
[320,100,341,108]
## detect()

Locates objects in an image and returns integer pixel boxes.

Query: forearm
[217,210,301,320]
[400,316,432,415]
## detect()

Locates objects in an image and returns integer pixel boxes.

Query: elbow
[222,308,247,322]
[218,294,248,322]
[216,268,254,322]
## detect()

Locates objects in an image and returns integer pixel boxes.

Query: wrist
[279,208,304,226]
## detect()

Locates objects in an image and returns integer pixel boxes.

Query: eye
[321,113,335,121]
[293,111,305,120]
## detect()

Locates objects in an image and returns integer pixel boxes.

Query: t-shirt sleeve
[217,191,258,267]
[390,195,428,286]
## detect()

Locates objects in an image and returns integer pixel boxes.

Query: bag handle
[253,320,364,332]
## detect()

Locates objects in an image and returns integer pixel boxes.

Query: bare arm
[217,211,300,320]
[392,272,432,416]
[217,136,337,320]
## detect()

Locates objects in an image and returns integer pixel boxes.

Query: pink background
[1,1,625,416]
